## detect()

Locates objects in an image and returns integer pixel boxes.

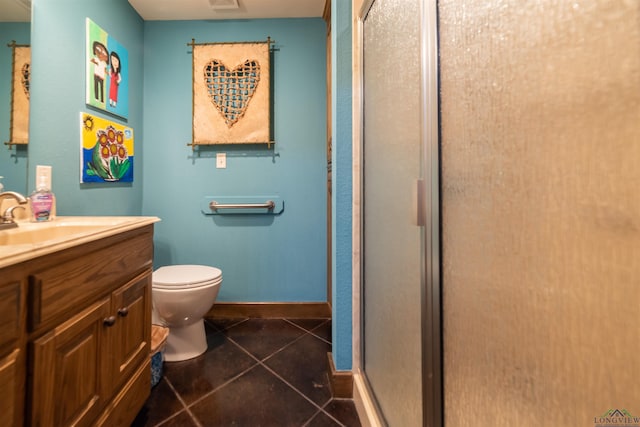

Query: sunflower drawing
[86,125,131,181]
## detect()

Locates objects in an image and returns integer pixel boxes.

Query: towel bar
[209,200,275,211]
[201,196,283,215]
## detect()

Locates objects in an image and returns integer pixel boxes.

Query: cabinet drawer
[29,229,153,332]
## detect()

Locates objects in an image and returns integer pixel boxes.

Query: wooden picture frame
[190,38,272,146]
[5,41,30,147]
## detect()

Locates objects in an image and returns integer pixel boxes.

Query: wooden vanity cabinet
[0,224,154,427]
[29,271,152,427]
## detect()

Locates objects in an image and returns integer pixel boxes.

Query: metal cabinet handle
[117,307,129,317]
[103,316,116,327]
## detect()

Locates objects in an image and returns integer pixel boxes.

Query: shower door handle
[417,179,425,226]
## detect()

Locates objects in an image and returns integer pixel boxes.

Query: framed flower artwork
[80,112,134,183]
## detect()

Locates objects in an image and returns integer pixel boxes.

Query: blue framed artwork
[85,18,129,119]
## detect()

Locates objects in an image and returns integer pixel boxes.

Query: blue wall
[29,1,332,324]
[332,1,353,370]
[30,0,144,215]
[142,19,327,302]
[0,22,29,194]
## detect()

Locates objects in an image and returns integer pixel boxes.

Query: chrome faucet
[0,191,28,230]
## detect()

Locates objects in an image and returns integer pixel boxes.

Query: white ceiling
[128,0,326,21]
[0,0,30,22]
[0,0,327,23]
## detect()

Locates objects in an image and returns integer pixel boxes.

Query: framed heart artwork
[5,41,30,147]
[189,38,272,146]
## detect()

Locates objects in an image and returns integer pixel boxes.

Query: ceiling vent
[209,0,239,10]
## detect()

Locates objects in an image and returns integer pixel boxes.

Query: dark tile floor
[132,318,362,427]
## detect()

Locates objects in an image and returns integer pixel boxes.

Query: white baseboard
[353,372,385,427]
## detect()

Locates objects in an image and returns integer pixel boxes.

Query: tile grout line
[179,331,314,418]
[283,318,333,346]
[209,325,340,424]
[155,376,203,427]
[178,318,347,427]
[174,327,271,410]
[181,357,261,411]
[255,349,346,427]
[320,399,350,427]
[260,319,345,427]
[300,408,324,427]
[218,318,316,366]
[204,317,248,332]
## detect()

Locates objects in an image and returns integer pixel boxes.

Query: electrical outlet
[216,153,226,169]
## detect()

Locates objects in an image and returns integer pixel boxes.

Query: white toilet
[152,265,223,362]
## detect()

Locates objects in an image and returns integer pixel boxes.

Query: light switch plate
[216,153,226,169]
[36,165,53,189]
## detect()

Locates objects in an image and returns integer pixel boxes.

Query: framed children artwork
[80,112,134,183]
[85,18,129,119]
[189,38,272,146]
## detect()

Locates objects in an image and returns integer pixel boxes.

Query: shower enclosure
[357,0,640,425]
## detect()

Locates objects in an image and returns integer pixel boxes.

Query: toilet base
[163,319,208,362]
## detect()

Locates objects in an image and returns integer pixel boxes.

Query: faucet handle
[2,205,25,222]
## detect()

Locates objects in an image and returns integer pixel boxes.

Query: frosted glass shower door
[439,1,640,425]
[362,0,424,425]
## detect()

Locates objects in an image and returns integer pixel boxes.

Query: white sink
[0,217,134,246]
[0,216,160,268]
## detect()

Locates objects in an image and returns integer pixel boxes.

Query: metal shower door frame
[355,0,442,425]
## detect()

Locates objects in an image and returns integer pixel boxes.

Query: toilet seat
[153,265,222,290]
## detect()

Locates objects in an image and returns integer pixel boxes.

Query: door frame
[419,0,442,424]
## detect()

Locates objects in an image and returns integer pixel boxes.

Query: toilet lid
[153,265,222,289]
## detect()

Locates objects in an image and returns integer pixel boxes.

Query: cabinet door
[0,349,22,427]
[108,270,151,394]
[0,279,25,427]
[30,297,111,427]
[0,280,22,353]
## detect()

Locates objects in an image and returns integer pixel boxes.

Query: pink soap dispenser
[30,165,55,222]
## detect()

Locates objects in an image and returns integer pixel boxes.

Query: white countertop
[0,216,160,269]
